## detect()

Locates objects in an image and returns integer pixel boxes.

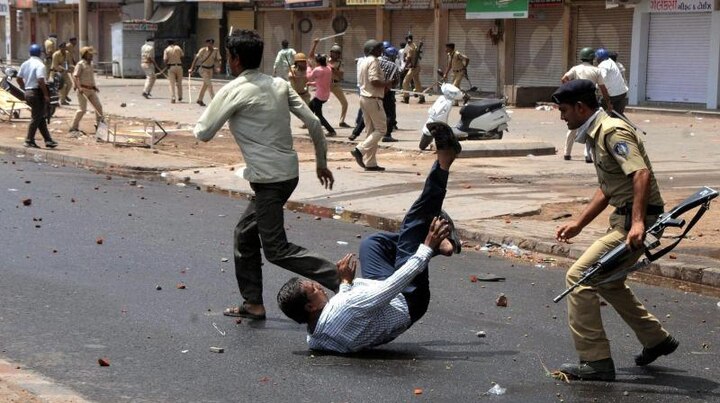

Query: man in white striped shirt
[277,122,462,353]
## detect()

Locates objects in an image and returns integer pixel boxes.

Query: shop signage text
[467,0,529,19]
[347,0,385,4]
[650,0,713,12]
[123,22,158,31]
[285,0,329,8]
[0,0,9,17]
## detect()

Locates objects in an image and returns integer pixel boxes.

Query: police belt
[452,69,463,73]
[615,204,664,216]
[201,65,214,69]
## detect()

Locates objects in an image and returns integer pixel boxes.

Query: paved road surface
[0,155,718,402]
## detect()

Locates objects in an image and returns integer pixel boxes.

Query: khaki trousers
[71,89,103,130]
[566,213,668,362]
[167,65,183,100]
[402,67,422,93]
[59,72,71,102]
[198,67,215,101]
[298,91,311,105]
[451,71,463,88]
[356,97,387,168]
[141,63,156,94]
[330,82,348,123]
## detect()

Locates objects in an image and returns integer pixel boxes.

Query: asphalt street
[0,154,718,402]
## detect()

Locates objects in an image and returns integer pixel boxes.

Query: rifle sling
[645,203,710,262]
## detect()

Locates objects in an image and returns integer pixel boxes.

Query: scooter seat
[460,99,505,119]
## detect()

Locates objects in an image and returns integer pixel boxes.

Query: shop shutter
[298,11,334,56]
[341,10,376,85]
[261,11,292,74]
[390,9,437,88]
[447,10,498,94]
[574,6,633,80]
[513,7,564,87]
[227,10,254,31]
[646,13,710,104]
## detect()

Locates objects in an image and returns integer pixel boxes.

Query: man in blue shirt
[16,44,58,149]
[277,122,462,353]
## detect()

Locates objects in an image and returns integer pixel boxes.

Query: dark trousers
[233,177,339,304]
[383,90,396,136]
[25,89,52,144]
[358,161,449,323]
[309,98,335,134]
[352,108,365,137]
[602,93,628,115]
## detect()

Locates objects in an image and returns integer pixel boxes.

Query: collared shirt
[307,65,332,101]
[585,110,664,208]
[194,69,327,183]
[359,55,384,98]
[18,56,47,90]
[447,50,467,71]
[397,48,406,70]
[141,42,154,64]
[355,56,366,88]
[563,62,604,86]
[307,245,433,353]
[329,57,343,82]
[274,48,296,75]
[66,43,77,66]
[163,45,184,65]
[598,59,628,97]
[404,43,419,68]
[73,59,96,87]
[51,50,68,72]
[379,56,400,84]
[194,46,221,68]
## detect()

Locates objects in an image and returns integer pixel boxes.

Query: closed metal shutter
[56,11,76,45]
[513,7,563,87]
[447,10,498,93]
[646,13,710,103]
[227,10,254,31]
[341,10,375,85]
[574,6,633,80]
[390,9,437,88]
[261,11,292,75]
[298,11,334,56]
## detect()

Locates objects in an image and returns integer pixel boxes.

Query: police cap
[552,79,597,105]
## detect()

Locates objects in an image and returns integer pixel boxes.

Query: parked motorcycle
[1,66,60,123]
[419,82,510,150]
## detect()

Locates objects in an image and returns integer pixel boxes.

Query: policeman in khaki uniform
[401,34,424,104]
[43,34,58,73]
[328,44,350,128]
[50,42,71,105]
[190,38,222,107]
[70,46,104,134]
[443,43,469,106]
[140,37,157,99]
[552,80,678,381]
[289,52,311,105]
[66,37,78,68]
[163,39,184,103]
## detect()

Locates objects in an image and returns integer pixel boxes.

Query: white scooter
[419,83,510,150]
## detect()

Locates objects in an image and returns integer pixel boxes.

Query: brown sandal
[223,304,266,320]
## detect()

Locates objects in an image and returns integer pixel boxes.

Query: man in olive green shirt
[552,79,677,382]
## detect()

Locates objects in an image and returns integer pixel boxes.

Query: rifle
[553,186,718,303]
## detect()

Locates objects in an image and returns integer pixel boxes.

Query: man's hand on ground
[424,217,450,251]
[317,168,334,190]
[336,253,356,284]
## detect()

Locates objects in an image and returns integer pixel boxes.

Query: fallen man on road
[277,122,462,353]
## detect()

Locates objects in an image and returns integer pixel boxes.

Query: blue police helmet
[383,46,398,59]
[595,48,609,62]
[29,43,43,57]
[382,40,392,50]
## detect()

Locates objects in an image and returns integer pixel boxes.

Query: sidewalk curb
[4,143,717,289]
[0,358,89,402]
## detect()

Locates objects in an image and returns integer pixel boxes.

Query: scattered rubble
[496,294,508,307]
[97,358,110,367]
[209,347,224,353]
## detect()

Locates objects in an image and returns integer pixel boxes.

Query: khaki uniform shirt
[194,47,221,69]
[564,62,604,86]
[447,50,467,72]
[586,111,663,208]
[359,56,384,98]
[404,43,419,68]
[73,59,96,87]
[66,43,77,67]
[51,50,68,72]
[141,43,155,64]
[289,65,308,94]
[329,57,343,82]
[163,45,184,65]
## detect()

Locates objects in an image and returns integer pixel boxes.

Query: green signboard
[466,0,529,19]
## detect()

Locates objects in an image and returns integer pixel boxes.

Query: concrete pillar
[628,5,649,106]
[375,6,383,40]
[79,0,88,49]
[561,3,572,72]
[500,19,515,101]
[432,1,441,85]
[707,10,720,109]
[144,0,153,21]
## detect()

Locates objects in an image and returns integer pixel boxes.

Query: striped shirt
[307,245,433,353]
[379,56,400,83]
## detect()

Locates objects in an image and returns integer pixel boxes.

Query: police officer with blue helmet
[16,43,58,148]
